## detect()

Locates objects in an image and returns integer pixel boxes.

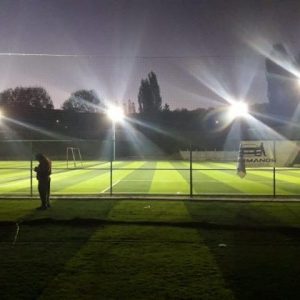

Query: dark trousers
[38,178,51,207]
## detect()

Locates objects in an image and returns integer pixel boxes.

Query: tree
[265,43,300,115]
[148,71,162,111]
[138,71,162,113]
[162,103,170,112]
[138,79,152,113]
[0,86,54,109]
[61,90,101,112]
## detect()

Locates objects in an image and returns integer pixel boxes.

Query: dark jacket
[34,158,52,181]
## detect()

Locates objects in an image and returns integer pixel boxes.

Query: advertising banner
[237,140,300,178]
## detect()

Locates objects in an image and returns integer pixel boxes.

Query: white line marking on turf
[116,179,185,182]
[101,180,121,193]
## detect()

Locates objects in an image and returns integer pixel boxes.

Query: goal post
[66,147,83,168]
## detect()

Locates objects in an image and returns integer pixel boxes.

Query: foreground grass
[1,199,300,228]
[0,200,300,299]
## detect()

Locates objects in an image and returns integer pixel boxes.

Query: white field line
[114,179,185,182]
[99,179,264,183]
[101,180,121,193]
[105,179,267,183]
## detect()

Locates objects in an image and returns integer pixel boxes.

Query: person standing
[34,153,52,209]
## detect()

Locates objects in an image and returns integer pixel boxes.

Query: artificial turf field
[0,199,300,299]
[0,160,300,196]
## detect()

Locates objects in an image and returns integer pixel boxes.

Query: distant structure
[123,99,136,115]
[265,43,300,116]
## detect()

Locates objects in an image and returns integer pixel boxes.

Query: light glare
[229,102,248,118]
[107,106,124,123]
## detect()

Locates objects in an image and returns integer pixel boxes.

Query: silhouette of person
[34,153,52,209]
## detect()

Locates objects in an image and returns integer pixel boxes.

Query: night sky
[0,0,300,109]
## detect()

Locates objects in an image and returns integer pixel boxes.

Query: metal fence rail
[0,140,299,198]
[1,161,299,198]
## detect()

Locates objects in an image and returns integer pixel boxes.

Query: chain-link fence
[0,140,299,197]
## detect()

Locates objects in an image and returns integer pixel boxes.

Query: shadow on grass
[185,201,300,300]
[0,199,117,300]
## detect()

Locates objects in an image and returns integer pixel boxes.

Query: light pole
[106,105,124,161]
[228,101,249,178]
[0,109,4,135]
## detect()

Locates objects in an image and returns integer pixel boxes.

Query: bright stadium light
[107,105,124,123]
[0,109,3,122]
[106,105,125,161]
[229,101,249,119]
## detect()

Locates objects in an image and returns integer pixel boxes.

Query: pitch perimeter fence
[0,140,300,198]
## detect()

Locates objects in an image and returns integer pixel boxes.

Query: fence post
[30,141,33,197]
[190,146,193,198]
[110,160,113,196]
[273,140,276,198]
[273,167,276,198]
[110,137,113,196]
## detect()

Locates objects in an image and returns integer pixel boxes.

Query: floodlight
[229,102,248,118]
[0,109,3,120]
[106,105,125,162]
[107,105,124,123]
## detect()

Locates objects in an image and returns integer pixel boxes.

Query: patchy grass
[0,200,300,299]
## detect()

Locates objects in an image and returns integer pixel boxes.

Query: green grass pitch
[0,160,300,196]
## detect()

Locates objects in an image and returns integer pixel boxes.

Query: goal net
[66,147,83,168]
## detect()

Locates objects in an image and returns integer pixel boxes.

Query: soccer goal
[66,147,83,168]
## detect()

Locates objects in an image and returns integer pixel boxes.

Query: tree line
[0,71,166,114]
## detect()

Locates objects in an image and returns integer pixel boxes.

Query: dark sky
[0,0,300,109]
